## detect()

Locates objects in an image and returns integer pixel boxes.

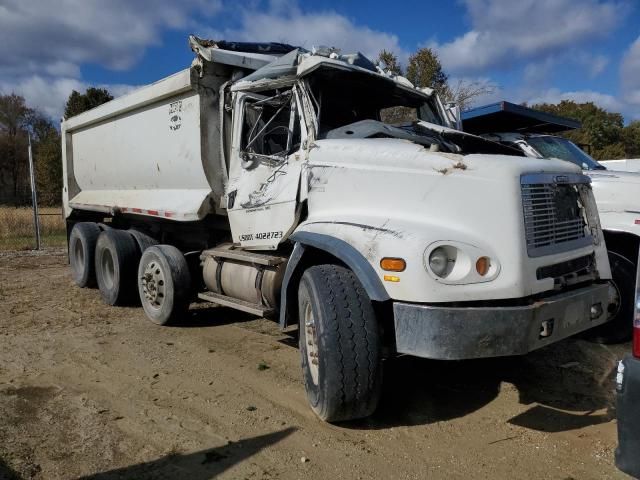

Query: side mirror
[444,102,462,131]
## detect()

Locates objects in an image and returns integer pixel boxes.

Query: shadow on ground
[0,457,22,480]
[346,339,621,433]
[78,427,296,480]
[140,301,621,436]
[173,305,257,328]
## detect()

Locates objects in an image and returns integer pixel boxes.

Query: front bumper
[393,282,612,360]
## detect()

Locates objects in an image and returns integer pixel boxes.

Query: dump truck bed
[62,68,217,221]
[61,38,291,222]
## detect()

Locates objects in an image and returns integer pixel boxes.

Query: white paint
[600,159,640,173]
[493,134,640,246]
[62,72,212,221]
[62,45,613,310]
[299,138,610,302]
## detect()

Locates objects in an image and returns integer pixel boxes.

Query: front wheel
[137,245,191,325]
[298,264,383,422]
[587,250,636,344]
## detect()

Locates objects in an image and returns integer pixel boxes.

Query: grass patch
[0,206,66,251]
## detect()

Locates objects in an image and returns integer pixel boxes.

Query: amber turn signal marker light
[383,275,400,282]
[380,257,406,272]
[476,256,490,276]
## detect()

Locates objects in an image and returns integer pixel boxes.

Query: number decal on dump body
[169,100,182,131]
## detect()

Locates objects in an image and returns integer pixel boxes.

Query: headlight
[428,246,455,278]
[424,241,500,284]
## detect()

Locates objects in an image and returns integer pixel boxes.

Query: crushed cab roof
[189,35,428,97]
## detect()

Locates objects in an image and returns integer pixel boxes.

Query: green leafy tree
[406,48,449,93]
[0,93,63,204]
[531,100,626,160]
[377,50,402,75]
[0,93,33,197]
[64,87,113,119]
[621,121,640,158]
[34,130,62,205]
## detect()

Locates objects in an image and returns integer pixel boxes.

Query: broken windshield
[527,136,605,171]
[302,67,521,156]
[305,68,444,137]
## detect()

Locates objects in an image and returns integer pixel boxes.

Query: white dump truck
[63,38,616,422]
[463,101,640,343]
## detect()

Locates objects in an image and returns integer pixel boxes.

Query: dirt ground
[0,250,630,480]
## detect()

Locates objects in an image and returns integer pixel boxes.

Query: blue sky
[2,0,640,121]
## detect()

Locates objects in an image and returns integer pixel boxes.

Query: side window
[240,91,301,163]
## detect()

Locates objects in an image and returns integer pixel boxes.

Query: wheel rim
[304,301,319,385]
[73,238,84,271]
[101,249,115,290]
[141,260,166,310]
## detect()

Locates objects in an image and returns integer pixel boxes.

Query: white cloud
[0,75,139,121]
[0,0,632,123]
[201,1,407,64]
[521,58,557,87]
[523,88,625,112]
[584,54,609,77]
[0,0,222,75]
[432,0,624,75]
[1,0,405,120]
[621,36,640,109]
[0,0,221,120]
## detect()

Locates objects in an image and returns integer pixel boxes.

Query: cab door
[226,86,306,250]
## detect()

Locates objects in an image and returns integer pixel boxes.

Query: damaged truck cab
[63,38,616,422]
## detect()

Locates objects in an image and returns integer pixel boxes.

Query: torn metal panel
[240,49,303,83]
[191,38,300,55]
[189,35,293,69]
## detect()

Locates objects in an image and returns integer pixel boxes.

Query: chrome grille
[521,174,592,257]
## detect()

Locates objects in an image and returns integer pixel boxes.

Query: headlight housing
[424,241,499,284]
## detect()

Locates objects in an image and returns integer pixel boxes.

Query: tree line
[377,48,496,112]
[380,47,640,161]
[529,101,640,160]
[0,88,112,205]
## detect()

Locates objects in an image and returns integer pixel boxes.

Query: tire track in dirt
[0,252,629,479]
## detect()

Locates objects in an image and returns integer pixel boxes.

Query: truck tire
[587,250,636,344]
[95,229,139,306]
[298,264,382,422]
[69,222,101,287]
[128,229,158,253]
[137,245,191,325]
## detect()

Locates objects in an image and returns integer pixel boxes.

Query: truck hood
[303,137,603,303]
[587,169,640,214]
[324,119,522,156]
[309,137,582,180]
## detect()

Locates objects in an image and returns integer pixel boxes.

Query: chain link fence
[0,188,66,251]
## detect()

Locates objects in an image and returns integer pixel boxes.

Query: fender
[279,231,390,327]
